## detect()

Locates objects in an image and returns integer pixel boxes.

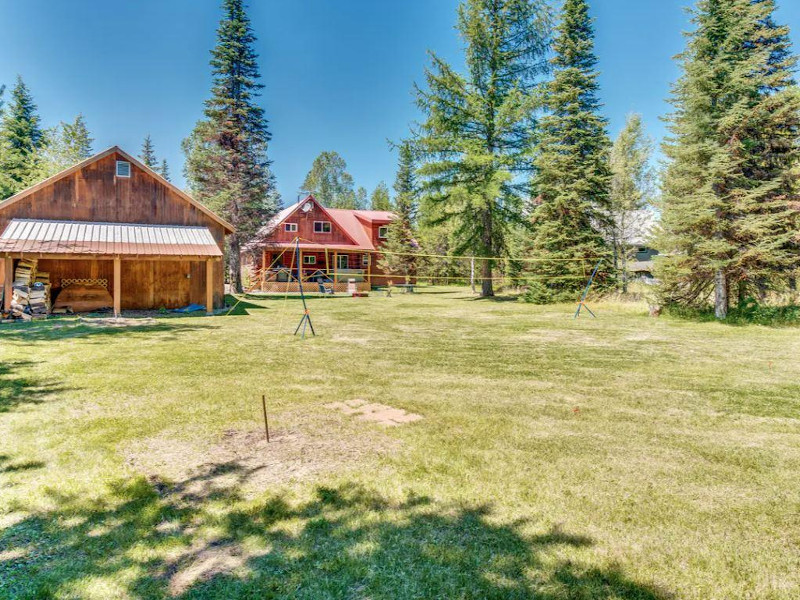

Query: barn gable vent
[116,160,131,178]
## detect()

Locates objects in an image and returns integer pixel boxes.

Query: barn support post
[3,257,13,313]
[113,257,121,317]
[206,259,214,315]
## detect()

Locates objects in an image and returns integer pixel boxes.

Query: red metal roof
[0,219,222,257]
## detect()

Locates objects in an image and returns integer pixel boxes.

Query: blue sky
[1,0,798,205]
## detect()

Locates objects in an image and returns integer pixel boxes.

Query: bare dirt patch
[123,410,397,498]
[325,399,423,426]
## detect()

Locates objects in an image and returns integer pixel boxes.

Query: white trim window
[303,255,316,265]
[362,254,369,266]
[116,161,131,178]
[284,222,298,232]
[314,221,332,233]
[378,225,388,238]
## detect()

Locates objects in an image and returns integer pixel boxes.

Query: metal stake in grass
[261,394,270,443]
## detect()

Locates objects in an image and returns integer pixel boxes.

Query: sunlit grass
[1,287,798,599]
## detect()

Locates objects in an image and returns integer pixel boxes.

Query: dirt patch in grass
[123,411,397,498]
[325,399,423,426]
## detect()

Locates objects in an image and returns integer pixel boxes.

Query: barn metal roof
[0,219,223,257]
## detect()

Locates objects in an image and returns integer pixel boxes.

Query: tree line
[2,0,797,318]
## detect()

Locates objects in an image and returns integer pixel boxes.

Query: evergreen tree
[415,0,551,296]
[183,0,278,292]
[159,158,171,182]
[302,151,357,208]
[140,134,157,168]
[379,141,419,281]
[30,114,94,180]
[370,181,392,211]
[0,84,13,199]
[527,0,611,303]
[355,186,368,210]
[605,113,655,292]
[656,0,800,318]
[0,76,44,197]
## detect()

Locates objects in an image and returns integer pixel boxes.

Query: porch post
[261,248,266,291]
[3,257,13,313]
[333,251,338,283]
[113,257,121,317]
[367,253,372,287]
[298,248,303,284]
[206,259,214,315]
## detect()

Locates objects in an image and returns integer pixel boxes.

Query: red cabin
[244,195,400,293]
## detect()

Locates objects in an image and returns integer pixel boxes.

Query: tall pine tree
[140,134,157,168]
[370,181,392,211]
[379,141,419,281]
[302,151,357,208]
[159,158,171,182]
[656,0,800,318]
[31,114,94,179]
[183,0,278,292]
[0,76,44,197]
[415,0,551,296]
[527,0,611,303]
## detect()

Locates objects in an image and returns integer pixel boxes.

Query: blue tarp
[172,303,205,313]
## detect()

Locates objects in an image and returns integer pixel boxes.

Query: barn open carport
[1,219,223,316]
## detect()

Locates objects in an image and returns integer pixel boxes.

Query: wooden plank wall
[38,258,213,310]
[0,152,226,308]
[270,201,356,247]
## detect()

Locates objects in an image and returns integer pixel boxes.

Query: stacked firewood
[4,259,51,321]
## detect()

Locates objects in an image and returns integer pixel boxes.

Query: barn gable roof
[0,146,235,234]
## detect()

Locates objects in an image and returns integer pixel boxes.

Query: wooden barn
[0,146,233,316]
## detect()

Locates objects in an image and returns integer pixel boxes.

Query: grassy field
[1,287,799,599]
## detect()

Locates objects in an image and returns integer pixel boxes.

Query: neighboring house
[244,194,397,292]
[0,146,233,315]
[623,210,660,279]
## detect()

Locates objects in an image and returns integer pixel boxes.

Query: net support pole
[293,238,316,337]
[574,260,602,319]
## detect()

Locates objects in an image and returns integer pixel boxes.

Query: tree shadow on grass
[0,461,672,599]
[0,360,70,414]
[0,453,45,474]
[0,320,217,344]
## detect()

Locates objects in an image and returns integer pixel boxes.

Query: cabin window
[314,221,332,233]
[116,161,131,178]
[337,255,349,270]
[284,223,298,232]
[378,226,388,238]
[362,254,369,266]
[303,255,316,265]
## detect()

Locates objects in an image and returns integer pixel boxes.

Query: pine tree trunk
[481,258,493,297]
[737,279,747,306]
[714,269,727,319]
[228,234,243,294]
[480,210,494,297]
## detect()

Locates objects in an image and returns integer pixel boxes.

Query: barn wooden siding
[0,150,229,310]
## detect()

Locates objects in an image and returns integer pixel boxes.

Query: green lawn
[1,288,799,599]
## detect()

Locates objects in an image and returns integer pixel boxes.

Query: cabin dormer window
[285,223,298,232]
[378,226,388,238]
[314,221,332,233]
[116,161,131,178]
[303,255,316,265]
